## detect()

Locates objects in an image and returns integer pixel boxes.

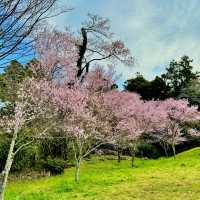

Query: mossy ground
[5,148,200,200]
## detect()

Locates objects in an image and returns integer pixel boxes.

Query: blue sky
[48,0,200,82]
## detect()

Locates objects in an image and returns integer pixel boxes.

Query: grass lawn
[5,147,200,200]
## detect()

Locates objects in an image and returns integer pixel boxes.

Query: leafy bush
[12,146,38,172]
[38,137,74,162]
[0,135,10,171]
[0,134,41,172]
[39,158,66,175]
[0,135,72,173]
[136,143,161,159]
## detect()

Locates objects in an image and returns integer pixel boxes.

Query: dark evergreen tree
[162,56,199,97]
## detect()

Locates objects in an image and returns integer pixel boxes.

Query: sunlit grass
[6,147,200,200]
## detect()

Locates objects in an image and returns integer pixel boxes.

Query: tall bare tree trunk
[0,130,18,200]
[77,28,88,78]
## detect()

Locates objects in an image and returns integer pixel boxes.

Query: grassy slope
[6,148,200,200]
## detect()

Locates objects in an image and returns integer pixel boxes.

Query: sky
[48,0,200,83]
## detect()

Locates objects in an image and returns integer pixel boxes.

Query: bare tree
[34,13,133,82]
[75,14,134,79]
[0,0,70,66]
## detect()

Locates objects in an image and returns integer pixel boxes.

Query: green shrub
[38,137,74,164]
[40,158,66,175]
[12,146,38,172]
[137,143,161,158]
[0,135,72,173]
[0,135,39,172]
[0,135,10,171]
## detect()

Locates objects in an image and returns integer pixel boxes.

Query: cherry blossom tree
[31,26,122,181]
[103,91,149,167]
[152,98,200,158]
[0,77,59,200]
[33,28,78,81]
[117,100,166,167]
[102,92,199,165]
[61,91,108,183]
[50,70,117,183]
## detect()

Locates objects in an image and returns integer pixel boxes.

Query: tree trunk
[0,129,18,200]
[75,159,81,183]
[117,147,121,163]
[131,152,135,168]
[129,144,136,168]
[161,141,168,157]
[77,28,88,77]
[172,143,176,159]
[163,143,168,157]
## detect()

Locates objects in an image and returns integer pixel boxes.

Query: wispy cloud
[49,0,200,81]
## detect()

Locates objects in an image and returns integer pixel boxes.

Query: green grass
[6,148,200,200]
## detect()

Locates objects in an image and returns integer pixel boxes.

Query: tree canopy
[125,56,199,102]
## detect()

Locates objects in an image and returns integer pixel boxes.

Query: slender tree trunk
[0,129,18,200]
[129,143,136,168]
[172,143,176,159]
[161,141,168,157]
[129,148,135,168]
[131,151,135,168]
[117,147,121,163]
[75,159,81,183]
[163,143,168,157]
